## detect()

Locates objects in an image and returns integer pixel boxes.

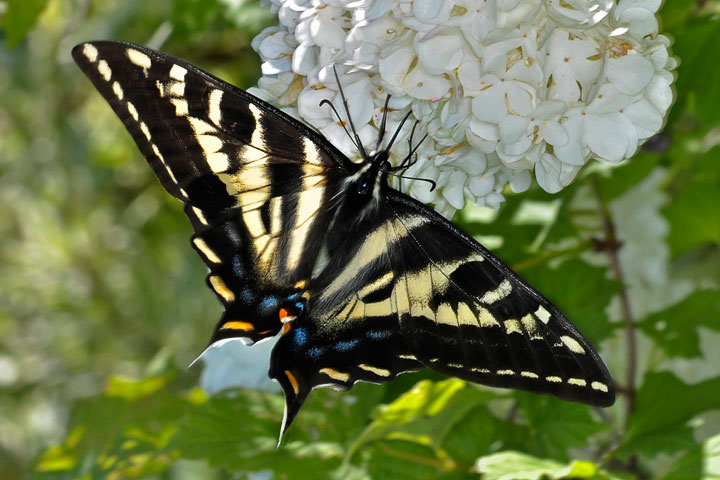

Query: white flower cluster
[249,0,675,216]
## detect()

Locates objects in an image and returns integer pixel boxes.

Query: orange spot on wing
[282,323,292,335]
[279,308,290,320]
[220,321,254,331]
[285,370,300,395]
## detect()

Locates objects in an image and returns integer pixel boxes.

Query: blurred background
[1,1,720,479]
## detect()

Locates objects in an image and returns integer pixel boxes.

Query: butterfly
[73,41,614,440]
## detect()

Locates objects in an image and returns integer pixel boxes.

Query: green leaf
[473,451,602,480]
[351,379,498,452]
[32,374,191,478]
[668,16,720,127]
[593,154,661,202]
[617,372,720,459]
[4,0,49,47]
[170,390,344,477]
[665,180,720,256]
[515,393,608,461]
[664,444,703,480]
[637,290,720,358]
[362,440,472,480]
[522,259,620,344]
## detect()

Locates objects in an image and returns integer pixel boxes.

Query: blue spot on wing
[293,327,308,347]
[258,296,278,314]
[307,346,324,359]
[367,330,392,340]
[335,339,359,352]
[240,288,255,304]
[232,256,245,277]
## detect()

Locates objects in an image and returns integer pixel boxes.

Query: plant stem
[590,178,637,430]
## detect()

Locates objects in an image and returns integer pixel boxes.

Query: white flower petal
[499,115,530,143]
[624,99,662,139]
[297,87,335,122]
[416,33,465,74]
[310,14,346,50]
[540,123,568,146]
[469,174,495,197]
[378,44,415,87]
[536,153,563,193]
[509,169,532,193]
[403,62,451,100]
[413,0,454,24]
[584,116,629,163]
[606,54,655,95]
[292,43,318,75]
[442,170,468,209]
[472,86,507,123]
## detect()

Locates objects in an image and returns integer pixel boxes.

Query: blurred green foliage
[1,0,720,479]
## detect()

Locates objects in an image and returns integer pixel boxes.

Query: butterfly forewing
[72,41,354,343]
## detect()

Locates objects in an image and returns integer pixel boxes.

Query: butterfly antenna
[375,94,392,152]
[389,172,437,192]
[333,65,368,160]
[389,128,427,173]
[319,98,360,152]
[383,109,413,155]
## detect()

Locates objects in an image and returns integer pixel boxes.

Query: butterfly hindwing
[72,41,356,343]
[269,188,613,433]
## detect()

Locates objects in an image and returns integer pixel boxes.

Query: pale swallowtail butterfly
[72,41,614,440]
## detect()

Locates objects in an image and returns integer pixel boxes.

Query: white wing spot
[591,381,609,393]
[169,64,188,81]
[126,101,139,121]
[209,275,235,303]
[568,378,587,387]
[169,81,185,97]
[358,364,391,377]
[504,319,522,335]
[97,60,112,81]
[208,89,224,127]
[478,307,500,327]
[497,369,515,376]
[82,43,98,62]
[171,98,189,117]
[521,371,539,379]
[193,238,221,263]
[319,368,350,382]
[398,354,417,361]
[447,363,464,369]
[303,137,323,165]
[207,152,230,173]
[480,279,512,304]
[112,81,124,100]
[197,134,223,154]
[546,376,562,383]
[471,368,491,374]
[521,313,543,340]
[139,122,151,141]
[561,336,586,354]
[535,305,552,324]
[192,207,208,225]
[126,48,152,73]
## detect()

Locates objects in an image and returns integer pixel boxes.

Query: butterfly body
[73,41,614,439]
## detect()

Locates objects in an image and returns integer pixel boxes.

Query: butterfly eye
[357,178,371,195]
